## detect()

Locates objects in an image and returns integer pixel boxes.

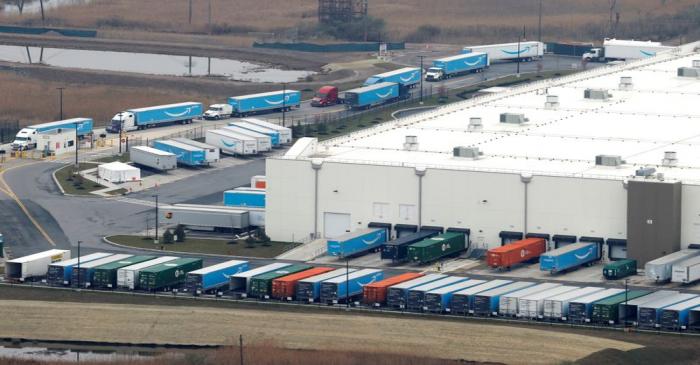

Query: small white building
[36,129,76,156]
[98,162,140,183]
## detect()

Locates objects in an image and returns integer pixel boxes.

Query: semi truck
[425,52,488,81]
[107,102,203,133]
[228,90,301,117]
[185,259,249,294]
[327,227,388,258]
[343,82,407,110]
[152,139,207,167]
[5,249,71,281]
[363,67,422,88]
[12,118,93,151]
[203,104,233,120]
[463,41,544,62]
[311,86,340,107]
[205,129,258,156]
[581,39,672,62]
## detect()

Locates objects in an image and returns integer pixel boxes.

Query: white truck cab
[425,67,445,81]
[204,104,233,120]
[11,128,38,150]
[582,48,604,62]
[107,112,136,133]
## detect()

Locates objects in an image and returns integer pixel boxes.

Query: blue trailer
[71,254,132,288]
[319,268,383,304]
[638,293,697,328]
[386,273,447,309]
[425,52,489,81]
[449,279,513,315]
[540,241,601,274]
[46,252,113,286]
[152,140,207,166]
[364,67,421,88]
[107,102,203,133]
[228,90,301,117]
[327,228,388,258]
[185,259,249,294]
[12,118,94,150]
[228,121,281,147]
[660,296,700,330]
[472,281,536,316]
[406,276,470,311]
[568,288,625,323]
[343,82,406,110]
[424,279,486,313]
[381,230,440,263]
[223,188,266,208]
[296,268,356,302]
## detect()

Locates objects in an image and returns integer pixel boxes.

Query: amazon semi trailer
[539,241,601,274]
[46,252,112,286]
[582,39,672,62]
[229,263,292,294]
[152,140,207,167]
[107,102,203,133]
[92,256,157,289]
[499,282,561,317]
[227,121,281,147]
[138,258,203,292]
[343,82,406,110]
[222,126,272,152]
[386,273,447,309]
[518,285,579,319]
[659,296,700,330]
[205,129,258,156]
[542,287,605,321]
[185,260,249,295]
[406,276,469,311]
[117,256,179,290]
[5,249,71,281]
[162,204,249,231]
[240,118,292,144]
[472,281,536,316]
[381,230,440,263]
[171,138,220,164]
[296,268,356,303]
[71,254,132,288]
[463,42,544,62]
[327,227,388,258]
[364,67,421,88]
[319,268,383,304]
[228,90,301,117]
[223,188,266,208]
[638,293,697,329]
[129,146,177,171]
[424,279,485,313]
[645,249,700,282]
[568,288,625,323]
[425,52,488,81]
[449,279,513,315]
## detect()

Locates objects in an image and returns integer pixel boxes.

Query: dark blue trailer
[381,230,440,263]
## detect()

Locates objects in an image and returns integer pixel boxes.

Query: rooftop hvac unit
[635,166,656,177]
[453,146,482,159]
[544,95,559,109]
[595,154,624,167]
[403,135,419,151]
[619,76,633,90]
[662,151,678,167]
[584,88,611,100]
[678,67,700,77]
[468,117,483,130]
[500,113,529,124]
[693,60,700,68]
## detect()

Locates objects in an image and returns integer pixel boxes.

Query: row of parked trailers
[205,119,292,156]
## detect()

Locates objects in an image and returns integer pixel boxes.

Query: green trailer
[590,290,650,324]
[138,258,203,291]
[603,259,637,280]
[92,255,156,289]
[407,232,466,265]
[248,264,313,298]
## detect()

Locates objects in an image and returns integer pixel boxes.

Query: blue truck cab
[107,102,203,133]
[425,52,489,81]
[364,67,421,88]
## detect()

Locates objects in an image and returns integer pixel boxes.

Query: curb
[51,164,98,198]
[390,106,437,120]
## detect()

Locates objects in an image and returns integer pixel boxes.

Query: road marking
[0,162,56,247]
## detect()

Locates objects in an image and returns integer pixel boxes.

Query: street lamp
[153,194,159,244]
[282,83,288,128]
[73,121,79,168]
[117,112,124,154]
[418,55,425,104]
[57,87,65,120]
[76,240,82,288]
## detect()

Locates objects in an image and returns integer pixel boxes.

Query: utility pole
[153,194,159,244]
[538,0,543,43]
[345,242,349,309]
[516,33,522,77]
[188,0,193,25]
[57,87,65,120]
[624,278,628,328]
[208,0,212,34]
[76,240,82,289]
[239,335,244,365]
[418,55,425,103]
[117,112,124,154]
[73,121,79,168]
[282,83,288,128]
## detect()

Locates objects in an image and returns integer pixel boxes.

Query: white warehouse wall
[265,158,316,243]
[682,184,700,247]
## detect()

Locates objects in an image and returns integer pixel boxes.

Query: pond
[0,0,94,15]
[0,343,183,362]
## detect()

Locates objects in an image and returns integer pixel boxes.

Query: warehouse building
[267,41,700,266]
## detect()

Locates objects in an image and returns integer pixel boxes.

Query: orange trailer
[271,267,334,300]
[486,238,546,269]
[363,272,425,305]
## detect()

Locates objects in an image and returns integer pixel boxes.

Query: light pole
[418,55,425,104]
[73,121,79,168]
[345,251,349,309]
[624,278,629,328]
[117,112,124,154]
[76,240,82,288]
[538,0,543,43]
[516,33,522,77]
[282,83,288,128]
[57,87,65,120]
[153,194,159,244]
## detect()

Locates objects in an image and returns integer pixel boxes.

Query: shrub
[163,229,174,244]
[174,225,186,243]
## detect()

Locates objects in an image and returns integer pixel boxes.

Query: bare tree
[12,0,26,15]
[608,0,618,36]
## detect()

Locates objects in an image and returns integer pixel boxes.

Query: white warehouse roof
[285,41,700,184]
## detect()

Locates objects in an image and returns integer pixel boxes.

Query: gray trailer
[500,282,561,317]
[406,276,468,312]
[171,138,220,164]
[473,281,536,316]
[542,286,605,320]
[130,146,177,171]
[229,262,292,294]
[449,279,512,315]
[645,249,700,282]
[568,288,625,323]
[618,290,678,325]
[5,249,71,281]
[386,273,447,309]
[671,255,700,284]
[162,204,249,231]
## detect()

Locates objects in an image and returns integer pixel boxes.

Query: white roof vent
[468,117,483,131]
[595,154,624,167]
[545,95,559,110]
[403,135,419,151]
[662,151,678,167]
[454,146,482,159]
[500,113,529,124]
[584,88,611,100]
[619,76,633,90]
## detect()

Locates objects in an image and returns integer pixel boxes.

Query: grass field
[107,235,300,258]
[53,162,105,195]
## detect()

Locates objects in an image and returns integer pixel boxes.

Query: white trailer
[582,39,672,62]
[646,249,700,282]
[543,286,605,320]
[5,249,70,280]
[171,138,220,163]
[130,146,177,171]
[229,262,292,293]
[499,282,561,316]
[672,255,700,284]
[222,126,272,152]
[117,256,179,290]
[205,129,258,156]
[463,41,544,62]
[162,204,250,231]
[518,285,579,319]
[242,118,293,144]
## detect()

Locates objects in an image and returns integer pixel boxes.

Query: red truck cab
[311,85,339,107]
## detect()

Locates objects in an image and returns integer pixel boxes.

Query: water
[0,45,315,83]
[0,0,93,15]
[0,344,178,362]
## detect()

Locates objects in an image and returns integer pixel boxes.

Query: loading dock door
[610,244,628,260]
[324,212,351,238]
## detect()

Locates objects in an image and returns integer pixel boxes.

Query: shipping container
[499,282,562,317]
[603,259,637,280]
[138,258,203,291]
[518,285,579,319]
[296,268,356,303]
[590,290,651,325]
[241,118,292,144]
[5,249,70,280]
[152,140,207,167]
[659,296,700,330]
[407,232,466,264]
[363,272,424,306]
[129,146,177,171]
[424,279,485,313]
[319,269,384,304]
[473,282,536,316]
[229,262,292,293]
[171,138,220,164]
[618,290,678,325]
[327,228,388,258]
[449,279,513,315]
[228,90,301,117]
[381,230,440,263]
[406,276,469,311]
[645,249,700,282]
[638,293,697,328]
[223,188,266,208]
[228,121,281,147]
[671,255,700,284]
[248,264,313,298]
[487,238,546,269]
[569,288,625,323]
[92,256,156,289]
[222,126,272,152]
[539,242,601,274]
[71,254,132,288]
[386,273,447,309]
[543,287,605,320]
[364,67,421,88]
[117,256,179,290]
[271,267,335,300]
[205,129,258,156]
[185,260,249,294]
[46,253,112,286]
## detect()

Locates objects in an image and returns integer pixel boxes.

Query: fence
[0,25,97,38]
[252,41,405,53]
[0,120,19,145]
